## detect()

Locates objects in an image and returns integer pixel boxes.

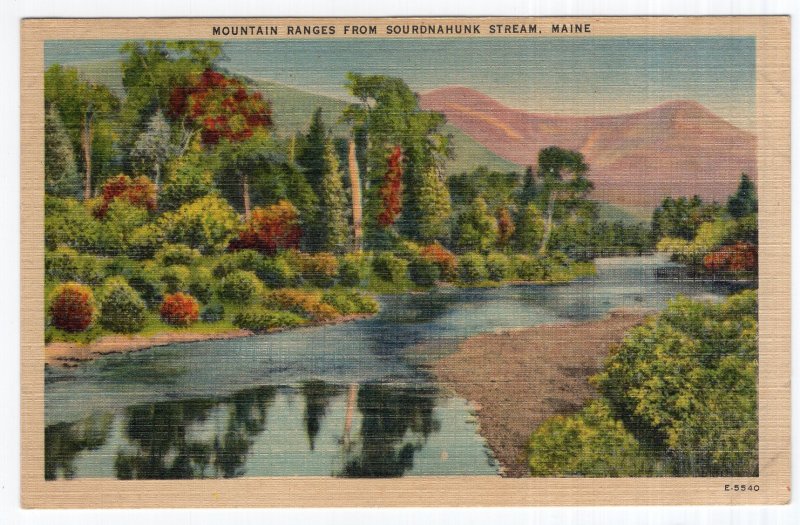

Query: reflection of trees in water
[114,386,276,479]
[45,413,112,480]
[301,380,342,451]
[340,383,441,477]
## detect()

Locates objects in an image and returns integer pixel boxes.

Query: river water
[44,255,739,479]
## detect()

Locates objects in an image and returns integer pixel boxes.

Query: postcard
[20,16,790,507]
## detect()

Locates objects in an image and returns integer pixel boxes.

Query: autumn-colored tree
[496,206,516,250]
[229,200,302,255]
[49,283,95,332]
[703,242,757,274]
[94,174,157,218]
[160,293,200,326]
[377,146,404,227]
[419,242,457,281]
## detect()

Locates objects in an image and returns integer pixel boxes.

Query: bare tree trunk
[242,171,251,219]
[347,139,363,252]
[154,162,161,191]
[81,117,93,201]
[539,192,556,255]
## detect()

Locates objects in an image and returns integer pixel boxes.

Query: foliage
[457,253,488,283]
[233,307,306,332]
[294,251,339,288]
[159,195,239,254]
[263,289,339,322]
[514,204,545,253]
[321,289,379,315]
[254,255,298,288]
[45,197,100,252]
[409,257,441,287]
[419,242,457,281]
[128,223,164,260]
[96,200,150,255]
[377,146,404,227]
[131,110,175,188]
[159,293,200,326]
[337,254,367,287]
[45,247,105,285]
[95,174,157,218]
[454,197,498,254]
[218,270,262,303]
[158,151,218,211]
[727,174,757,219]
[400,166,452,243]
[49,283,95,332]
[98,277,147,333]
[229,200,302,255]
[495,207,515,250]
[703,242,757,274]
[651,195,723,241]
[155,244,200,266]
[657,219,736,264]
[486,253,512,281]
[45,105,81,197]
[187,267,215,303]
[513,255,552,281]
[371,252,409,283]
[528,400,653,477]
[200,302,225,323]
[127,263,166,308]
[160,265,191,294]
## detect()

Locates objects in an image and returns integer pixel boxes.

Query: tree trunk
[347,139,363,252]
[539,192,556,255]
[81,116,93,201]
[242,171,251,219]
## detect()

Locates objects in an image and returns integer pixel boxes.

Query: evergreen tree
[727,173,757,219]
[400,165,451,243]
[317,138,350,253]
[297,107,327,191]
[454,197,498,253]
[519,165,538,206]
[45,104,81,197]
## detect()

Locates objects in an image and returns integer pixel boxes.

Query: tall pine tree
[318,138,350,252]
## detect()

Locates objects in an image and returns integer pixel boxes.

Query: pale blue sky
[46,37,755,130]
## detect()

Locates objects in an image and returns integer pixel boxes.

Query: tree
[514,204,545,253]
[399,165,452,243]
[454,197,498,253]
[297,107,327,190]
[44,65,119,200]
[159,148,218,211]
[45,105,81,197]
[317,139,350,252]
[131,110,174,190]
[496,206,515,250]
[727,173,757,219]
[535,147,593,254]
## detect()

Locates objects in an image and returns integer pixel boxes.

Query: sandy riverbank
[45,313,375,368]
[430,309,653,477]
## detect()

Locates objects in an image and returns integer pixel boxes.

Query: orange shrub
[419,242,457,281]
[50,283,95,332]
[703,242,757,274]
[229,200,301,255]
[159,292,200,327]
[95,174,157,218]
[263,289,339,322]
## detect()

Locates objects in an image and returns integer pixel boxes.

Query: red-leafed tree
[169,69,272,217]
[377,146,403,227]
[229,200,302,255]
[160,292,200,326]
[94,174,157,218]
[703,242,757,274]
[496,206,516,249]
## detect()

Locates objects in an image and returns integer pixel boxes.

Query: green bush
[486,253,512,281]
[127,223,164,260]
[296,252,339,288]
[338,255,366,287]
[127,263,165,309]
[160,265,191,294]
[372,252,409,283]
[200,302,225,323]
[513,255,551,281]
[188,267,215,303]
[44,196,100,252]
[255,256,297,288]
[457,253,488,283]
[155,244,200,266]
[528,400,654,477]
[212,250,263,278]
[321,289,379,315]
[218,270,262,303]
[233,307,305,332]
[98,277,147,333]
[409,257,440,287]
[45,247,80,282]
[158,195,239,254]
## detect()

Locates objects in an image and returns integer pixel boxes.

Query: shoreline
[429,308,654,477]
[45,313,374,368]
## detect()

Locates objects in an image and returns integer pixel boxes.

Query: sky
[45,37,756,130]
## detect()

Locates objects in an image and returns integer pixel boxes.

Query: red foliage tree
[377,146,403,227]
[169,69,272,146]
[229,200,302,255]
[50,283,95,332]
[703,242,757,274]
[160,292,200,326]
[94,174,157,217]
[496,206,516,248]
[419,242,457,280]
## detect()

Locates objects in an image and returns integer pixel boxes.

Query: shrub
[159,293,200,327]
[49,283,95,332]
[45,197,100,252]
[513,255,551,281]
[372,252,409,283]
[486,253,512,281]
[233,307,305,332]
[212,250,262,278]
[321,290,379,315]
[419,242,457,281]
[155,244,200,266]
[127,264,165,309]
[703,242,757,274]
[98,278,147,333]
[409,257,440,287]
[159,195,239,254]
[200,302,225,323]
[457,253,488,283]
[45,247,80,282]
[263,289,338,321]
[338,255,366,287]
[188,267,215,303]
[127,223,164,260]
[160,265,191,294]
[96,200,150,255]
[218,270,262,303]
[94,174,157,218]
[255,256,297,288]
[229,200,301,255]
[296,252,339,288]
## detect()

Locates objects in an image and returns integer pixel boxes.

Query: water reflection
[44,381,485,479]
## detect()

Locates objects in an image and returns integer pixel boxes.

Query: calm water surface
[45,255,737,479]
